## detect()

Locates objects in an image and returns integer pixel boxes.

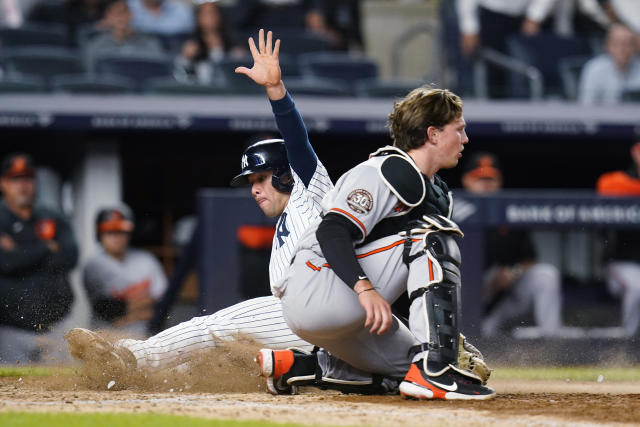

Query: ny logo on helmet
[242,153,266,170]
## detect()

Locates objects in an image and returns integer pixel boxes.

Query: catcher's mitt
[458,334,492,385]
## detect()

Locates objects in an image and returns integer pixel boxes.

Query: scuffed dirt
[1,334,639,426]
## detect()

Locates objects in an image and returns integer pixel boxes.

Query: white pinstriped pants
[117,296,313,370]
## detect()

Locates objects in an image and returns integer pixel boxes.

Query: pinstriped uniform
[117,93,334,370]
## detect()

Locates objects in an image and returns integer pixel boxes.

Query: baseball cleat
[256,348,315,395]
[64,328,137,373]
[399,362,496,401]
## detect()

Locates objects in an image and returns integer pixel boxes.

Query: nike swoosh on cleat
[427,379,458,392]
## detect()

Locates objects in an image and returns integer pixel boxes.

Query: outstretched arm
[235,29,317,186]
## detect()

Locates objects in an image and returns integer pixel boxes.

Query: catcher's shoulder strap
[371,146,425,208]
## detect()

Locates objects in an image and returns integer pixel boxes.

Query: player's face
[100,231,130,258]
[437,116,468,169]
[249,171,290,218]
[0,176,35,210]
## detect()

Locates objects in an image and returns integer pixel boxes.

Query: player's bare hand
[356,281,392,335]
[235,29,282,89]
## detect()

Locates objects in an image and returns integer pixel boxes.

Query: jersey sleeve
[322,163,398,244]
[270,92,318,187]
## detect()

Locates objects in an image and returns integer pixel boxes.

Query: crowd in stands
[0,0,637,100]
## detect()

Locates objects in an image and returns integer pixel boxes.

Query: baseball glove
[458,334,492,385]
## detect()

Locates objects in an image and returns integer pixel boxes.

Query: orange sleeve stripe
[306,260,330,271]
[328,208,367,236]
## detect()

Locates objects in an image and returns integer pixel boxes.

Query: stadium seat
[0,76,46,93]
[284,77,350,97]
[244,29,330,57]
[558,55,592,101]
[622,89,640,103]
[51,74,136,94]
[0,24,68,48]
[298,52,378,86]
[506,34,588,98]
[94,55,174,91]
[2,47,84,85]
[355,79,424,98]
[144,77,229,96]
[216,57,265,94]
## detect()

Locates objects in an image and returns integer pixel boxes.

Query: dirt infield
[1,375,639,426]
[1,338,639,426]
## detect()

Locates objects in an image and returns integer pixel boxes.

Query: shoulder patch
[379,155,425,207]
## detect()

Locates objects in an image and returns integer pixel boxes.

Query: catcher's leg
[398,216,495,400]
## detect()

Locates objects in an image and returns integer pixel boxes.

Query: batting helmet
[95,205,134,240]
[230,139,293,193]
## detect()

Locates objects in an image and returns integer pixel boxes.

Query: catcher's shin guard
[403,216,463,372]
[399,215,495,400]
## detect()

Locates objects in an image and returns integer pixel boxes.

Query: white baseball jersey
[269,163,332,296]
[115,92,335,370]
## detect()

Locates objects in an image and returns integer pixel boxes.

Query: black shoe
[399,361,496,400]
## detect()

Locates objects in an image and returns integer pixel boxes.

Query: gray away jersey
[269,159,333,296]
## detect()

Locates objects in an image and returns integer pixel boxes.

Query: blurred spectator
[85,0,164,71]
[175,0,244,84]
[0,153,78,363]
[83,205,167,336]
[454,152,563,337]
[65,0,108,44]
[578,23,640,104]
[456,0,557,98]
[596,141,640,337]
[602,0,640,34]
[235,0,338,46]
[127,0,194,36]
[0,0,40,28]
[322,0,362,51]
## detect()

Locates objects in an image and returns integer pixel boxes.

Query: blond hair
[388,87,463,152]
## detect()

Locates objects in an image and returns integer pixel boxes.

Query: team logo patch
[346,189,373,214]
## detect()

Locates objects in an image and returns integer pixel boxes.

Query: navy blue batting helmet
[230,139,293,193]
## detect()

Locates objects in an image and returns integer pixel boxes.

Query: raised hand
[235,29,282,89]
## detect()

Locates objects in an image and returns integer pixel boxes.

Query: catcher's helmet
[230,139,293,193]
[95,205,134,240]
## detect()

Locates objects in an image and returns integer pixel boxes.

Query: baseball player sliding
[65,30,490,396]
[264,86,496,400]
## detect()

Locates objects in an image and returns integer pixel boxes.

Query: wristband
[357,287,376,295]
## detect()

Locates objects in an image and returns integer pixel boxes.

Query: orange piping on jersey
[306,260,329,271]
[328,208,367,236]
[355,238,421,259]
[428,258,434,281]
[305,238,421,271]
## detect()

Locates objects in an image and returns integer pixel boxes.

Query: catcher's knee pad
[403,215,463,372]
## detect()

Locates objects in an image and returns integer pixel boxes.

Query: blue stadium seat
[622,89,640,103]
[0,76,46,93]
[94,55,174,91]
[506,33,588,98]
[216,57,265,94]
[245,29,330,57]
[0,24,68,48]
[144,77,229,95]
[285,77,350,97]
[51,74,136,94]
[299,52,378,86]
[558,55,592,100]
[355,79,424,98]
[2,47,84,86]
